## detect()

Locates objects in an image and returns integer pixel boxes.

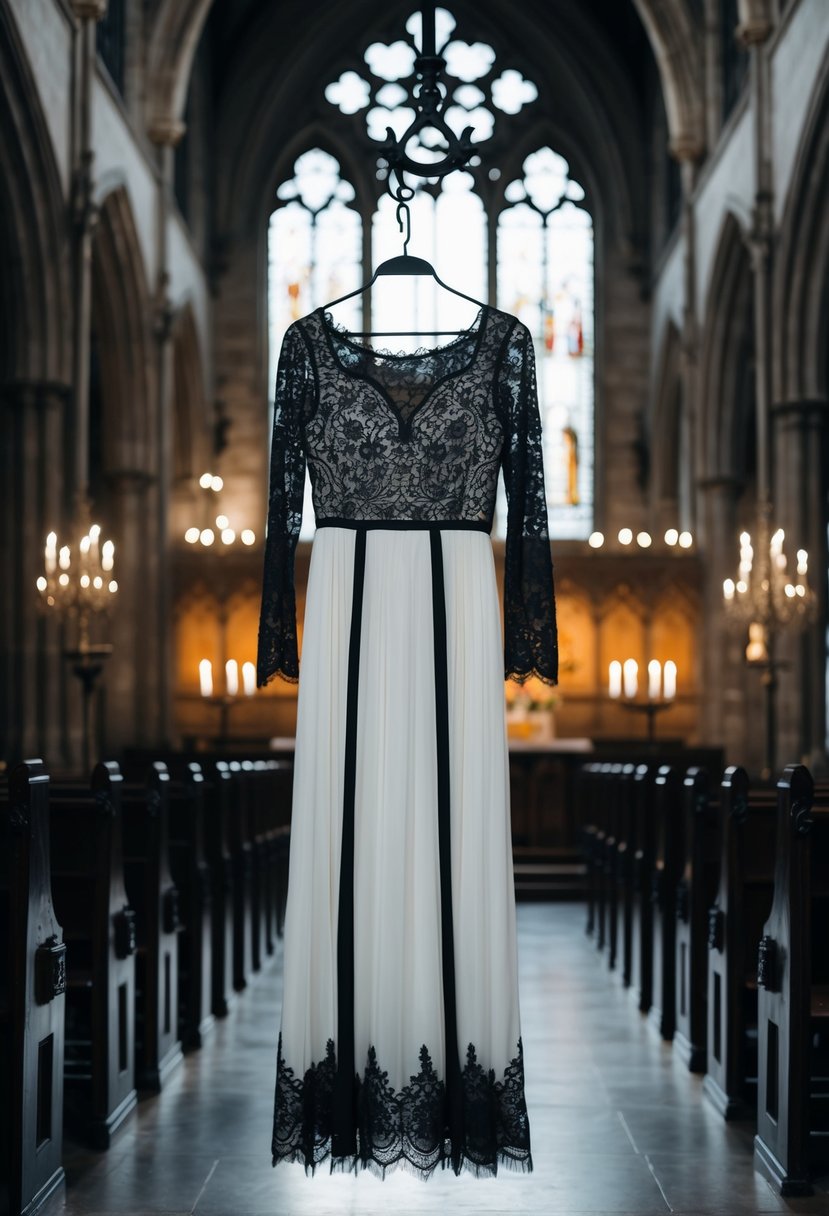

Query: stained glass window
[268,149,362,538]
[495,150,594,539]
[268,8,595,541]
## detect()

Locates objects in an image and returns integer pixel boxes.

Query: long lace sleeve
[497,320,558,686]
[256,324,313,688]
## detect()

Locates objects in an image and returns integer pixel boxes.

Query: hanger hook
[396,199,412,256]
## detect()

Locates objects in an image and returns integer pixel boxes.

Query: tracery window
[268,7,595,541]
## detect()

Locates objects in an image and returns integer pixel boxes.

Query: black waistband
[315,516,492,533]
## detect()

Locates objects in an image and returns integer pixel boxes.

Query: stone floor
[56,902,829,1215]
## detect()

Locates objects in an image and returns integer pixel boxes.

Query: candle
[623,659,638,699]
[723,578,735,601]
[663,660,677,700]
[648,659,661,700]
[608,660,622,699]
[199,659,213,698]
[225,659,239,696]
[59,545,71,570]
[45,532,57,574]
[89,523,100,567]
[101,539,114,572]
[242,662,256,696]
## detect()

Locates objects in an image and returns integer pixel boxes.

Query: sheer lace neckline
[318,305,487,361]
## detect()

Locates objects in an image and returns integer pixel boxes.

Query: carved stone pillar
[696,476,759,770]
[0,380,72,765]
[773,399,829,771]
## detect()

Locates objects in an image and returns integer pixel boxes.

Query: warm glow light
[736,580,748,593]
[784,584,796,598]
[588,531,604,548]
[199,659,213,698]
[663,660,677,700]
[80,535,90,555]
[678,531,692,549]
[796,584,805,597]
[211,475,223,492]
[241,529,256,545]
[200,528,215,546]
[45,532,57,574]
[36,576,47,591]
[723,579,735,601]
[80,574,90,588]
[664,528,678,546]
[59,545,71,570]
[185,527,200,543]
[199,472,213,488]
[637,531,652,548]
[221,528,236,545]
[623,659,638,699]
[108,580,118,593]
[242,662,256,696]
[608,660,622,699]
[225,659,239,696]
[216,515,229,529]
[92,576,102,589]
[648,659,661,699]
[101,540,114,570]
[618,528,633,545]
[59,573,69,586]
[796,549,808,575]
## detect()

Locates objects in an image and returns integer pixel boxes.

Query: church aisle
[58,903,829,1216]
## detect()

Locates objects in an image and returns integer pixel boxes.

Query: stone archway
[0,3,71,764]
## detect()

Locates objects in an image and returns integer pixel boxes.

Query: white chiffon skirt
[273,523,532,1180]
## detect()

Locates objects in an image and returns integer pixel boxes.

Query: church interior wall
[769,0,829,225]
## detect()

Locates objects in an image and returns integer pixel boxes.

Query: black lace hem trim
[272,1031,533,1181]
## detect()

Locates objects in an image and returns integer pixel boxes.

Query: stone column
[0,380,71,766]
[147,120,185,749]
[772,399,829,771]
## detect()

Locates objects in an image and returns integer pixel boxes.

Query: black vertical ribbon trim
[429,528,464,1171]
[331,528,366,1157]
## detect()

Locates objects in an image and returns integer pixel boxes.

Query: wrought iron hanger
[319,4,486,340]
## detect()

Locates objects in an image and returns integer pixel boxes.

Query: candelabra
[35,500,119,773]
[183,471,257,550]
[722,517,817,778]
[609,658,678,743]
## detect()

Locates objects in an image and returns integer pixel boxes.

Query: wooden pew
[754,766,829,1196]
[703,767,777,1119]
[610,763,636,992]
[48,763,138,1148]
[0,761,66,1215]
[629,763,656,1014]
[166,763,214,1050]
[673,766,720,1072]
[226,761,254,992]
[649,764,683,1040]
[203,761,236,1018]
[120,762,184,1090]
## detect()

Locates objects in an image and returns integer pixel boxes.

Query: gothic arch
[630,0,704,158]
[774,62,829,405]
[698,211,755,485]
[0,3,69,385]
[91,186,155,477]
[219,0,643,245]
[145,0,212,140]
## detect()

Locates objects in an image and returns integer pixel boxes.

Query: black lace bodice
[256,304,558,689]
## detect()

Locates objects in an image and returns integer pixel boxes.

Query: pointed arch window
[268,9,595,540]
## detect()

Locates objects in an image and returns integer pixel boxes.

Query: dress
[256,303,558,1181]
